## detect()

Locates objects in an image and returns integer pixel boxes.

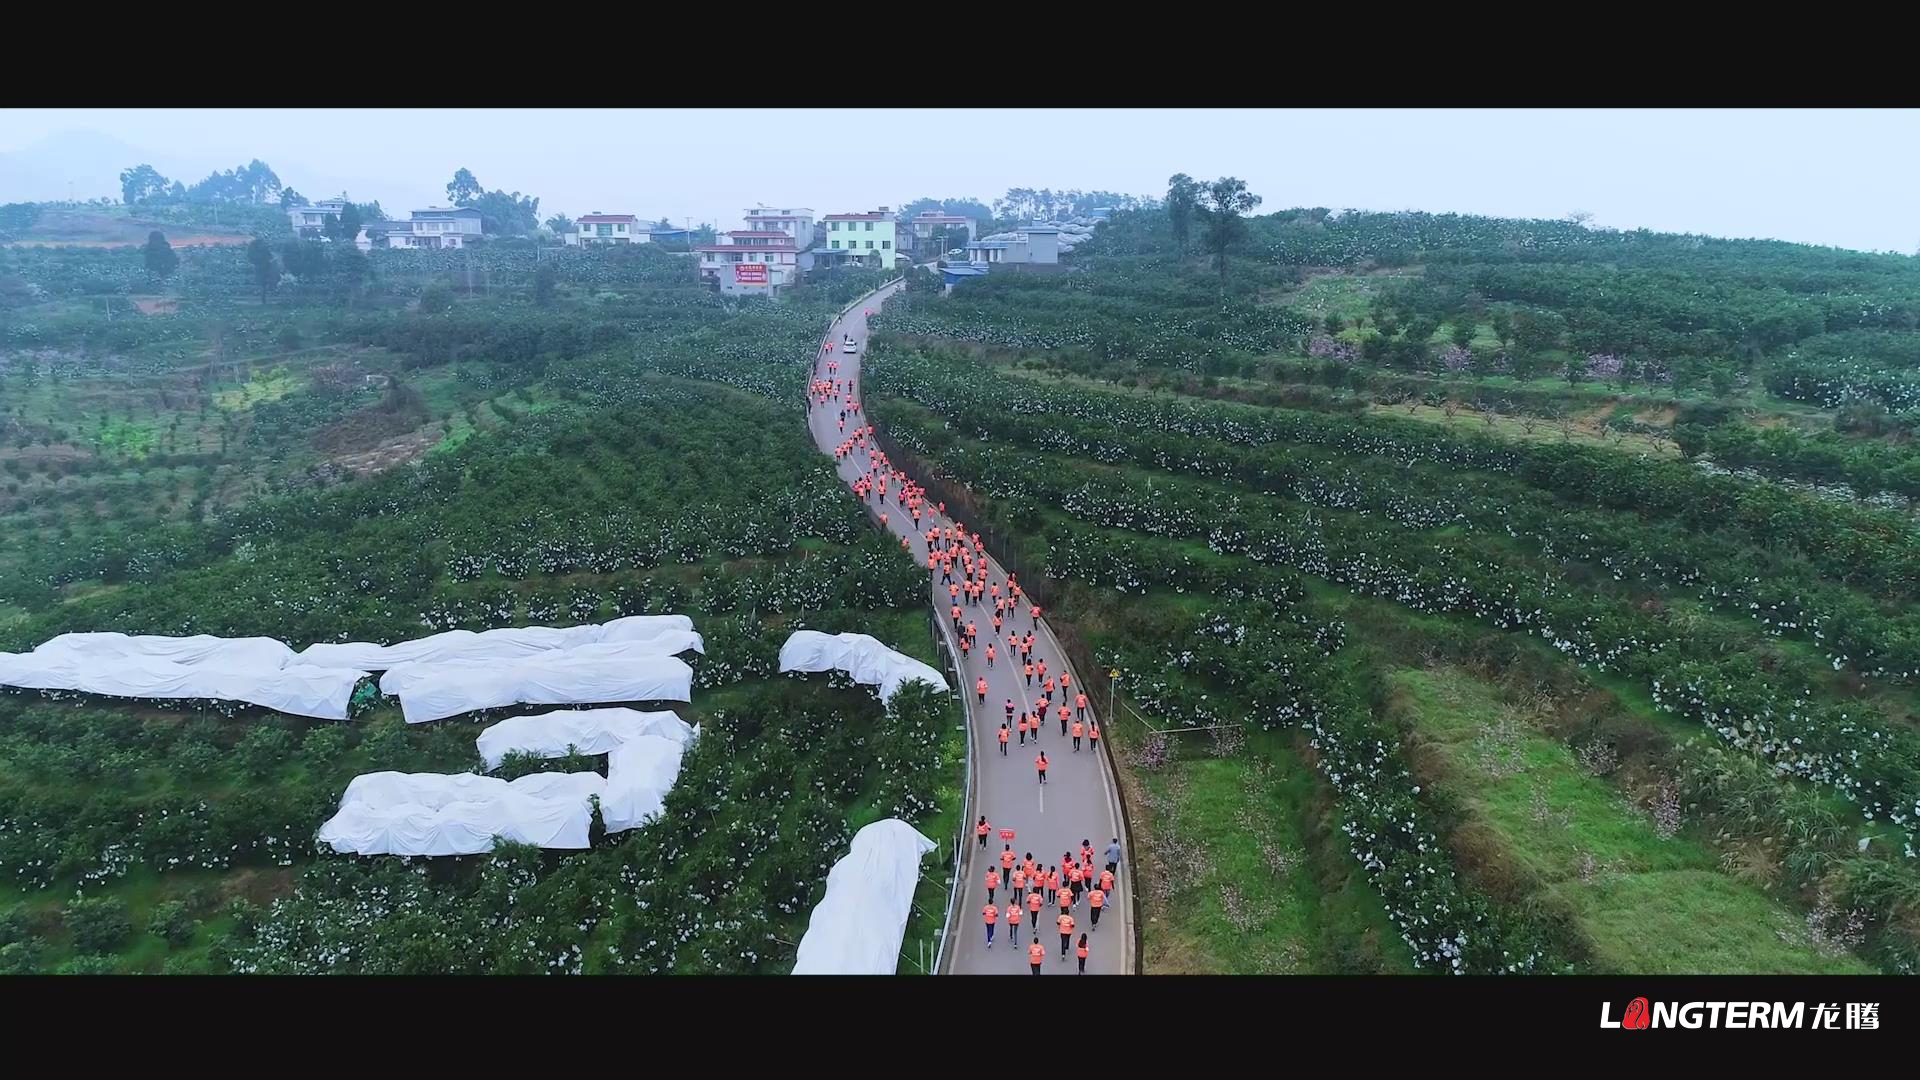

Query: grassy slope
[1388,666,1872,974]
[1064,584,1416,974]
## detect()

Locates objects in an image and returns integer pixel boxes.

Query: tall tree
[246,238,278,302]
[325,201,364,245]
[142,231,178,284]
[332,244,369,304]
[1197,176,1262,284]
[446,168,482,207]
[119,164,170,206]
[545,214,576,236]
[1166,173,1201,255]
[241,160,282,205]
[468,190,540,237]
[279,187,305,209]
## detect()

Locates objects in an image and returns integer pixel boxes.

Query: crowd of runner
[815,329,1119,974]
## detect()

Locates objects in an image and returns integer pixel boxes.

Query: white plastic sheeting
[317,771,605,856]
[791,819,937,975]
[0,618,702,722]
[778,631,949,703]
[475,707,695,770]
[600,735,689,833]
[379,635,704,695]
[297,616,702,671]
[0,650,366,721]
[30,632,297,670]
[397,653,693,725]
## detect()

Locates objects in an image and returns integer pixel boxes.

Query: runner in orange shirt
[1088,887,1106,931]
[1026,887,1044,931]
[986,642,997,668]
[976,677,988,704]
[998,722,1010,755]
[1057,911,1076,961]
[1035,751,1048,785]
[1006,899,1024,948]
[1016,713,1029,746]
[975,816,989,849]
[1023,662,1035,687]
[1089,720,1101,754]
[1071,717,1085,751]
[1075,692,1089,721]
[985,866,1000,905]
[1076,933,1089,974]
[1028,939,1045,975]
[982,901,998,948]
[1031,604,1043,629]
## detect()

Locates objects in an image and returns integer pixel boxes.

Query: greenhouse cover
[792,819,937,975]
[0,650,366,720]
[317,771,606,856]
[379,636,703,695]
[475,707,695,770]
[296,615,702,671]
[397,653,694,724]
[778,630,950,702]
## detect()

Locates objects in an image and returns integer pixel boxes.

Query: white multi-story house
[697,206,815,295]
[571,213,646,246]
[907,210,977,253]
[387,207,484,249]
[287,198,348,237]
[740,207,814,245]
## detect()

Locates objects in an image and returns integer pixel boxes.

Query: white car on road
[842,340,858,354]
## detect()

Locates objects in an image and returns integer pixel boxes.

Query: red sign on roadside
[999,828,1015,841]
[734,263,768,284]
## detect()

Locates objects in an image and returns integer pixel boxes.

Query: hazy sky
[2,108,1915,253]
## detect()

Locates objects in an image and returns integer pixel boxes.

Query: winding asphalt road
[806,278,1135,976]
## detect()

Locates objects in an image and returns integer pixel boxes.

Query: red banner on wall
[734,263,768,284]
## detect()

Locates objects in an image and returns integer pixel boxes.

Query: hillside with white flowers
[864,189,1920,974]
[0,237,959,973]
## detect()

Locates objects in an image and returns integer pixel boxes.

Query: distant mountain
[0,129,234,203]
[0,128,437,213]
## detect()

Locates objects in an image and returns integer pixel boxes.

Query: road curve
[805,278,1135,976]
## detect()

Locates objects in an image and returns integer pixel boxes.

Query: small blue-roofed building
[941,263,991,288]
